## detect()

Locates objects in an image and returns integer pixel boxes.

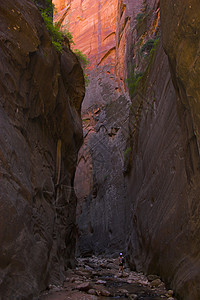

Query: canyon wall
[0,0,84,298]
[54,0,118,68]
[54,0,132,256]
[53,0,160,256]
[54,0,200,298]
[126,1,200,299]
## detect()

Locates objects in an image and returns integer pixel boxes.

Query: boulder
[76,282,92,291]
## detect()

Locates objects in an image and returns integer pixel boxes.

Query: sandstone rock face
[126,21,200,300]
[53,0,161,256]
[74,0,160,257]
[160,0,200,152]
[115,0,160,88]
[75,83,130,256]
[53,0,200,298]
[53,0,131,256]
[54,0,118,68]
[0,0,84,298]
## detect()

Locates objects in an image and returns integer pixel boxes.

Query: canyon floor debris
[39,257,176,300]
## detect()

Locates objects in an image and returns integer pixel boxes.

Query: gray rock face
[75,67,131,256]
[74,0,161,258]
[0,0,84,298]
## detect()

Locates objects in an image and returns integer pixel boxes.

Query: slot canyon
[0,0,200,299]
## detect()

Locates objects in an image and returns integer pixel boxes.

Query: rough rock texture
[39,257,173,300]
[75,84,130,256]
[53,0,161,257]
[0,0,84,299]
[126,3,200,299]
[53,0,200,298]
[115,0,160,88]
[53,0,131,256]
[126,41,186,296]
[161,0,200,152]
[54,0,118,68]
[75,0,160,257]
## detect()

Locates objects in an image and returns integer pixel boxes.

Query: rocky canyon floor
[38,257,176,300]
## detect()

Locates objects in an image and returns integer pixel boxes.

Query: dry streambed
[38,257,176,300]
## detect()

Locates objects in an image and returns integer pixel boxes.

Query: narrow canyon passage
[53,0,200,299]
[39,256,175,300]
[1,0,200,300]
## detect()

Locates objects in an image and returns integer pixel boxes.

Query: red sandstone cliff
[54,0,117,69]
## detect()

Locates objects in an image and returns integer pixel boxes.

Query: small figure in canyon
[118,252,125,274]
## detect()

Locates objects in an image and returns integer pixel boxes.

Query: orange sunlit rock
[53,0,118,68]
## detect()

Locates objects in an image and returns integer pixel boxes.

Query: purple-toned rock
[76,282,91,291]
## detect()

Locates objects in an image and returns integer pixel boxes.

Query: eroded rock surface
[75,86,130,256]
[53,0,132,256]
[0,0,84,298]
[53,0,161,258]
[54,0,118,67]
[53,0,200,298]
[161,0,200,151]
[39,256,175,300]
[126,27,200,300]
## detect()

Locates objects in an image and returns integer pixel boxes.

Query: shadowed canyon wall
[53,0,160,257]
[54,0,131,256]
[0,0,84,298]
[126,1,200,300]
[55,0,200,299]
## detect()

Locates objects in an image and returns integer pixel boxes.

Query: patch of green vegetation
[140,39,155,54]
[84,74,90,87]
[34,0,90,86]
[32,0,73,52]
[149,37,160,56]
[82,118,90,123]
[126,34,160,98]
[45,0,55,16]
[74,49,90,86]
[136,12,146,24]
[41,11,63,52]
[32,0,55,16]
[127,71,144,97]
[74,49,89,69]
[124,147,131,158]
[62,28,75,45]
[140,37,160,56]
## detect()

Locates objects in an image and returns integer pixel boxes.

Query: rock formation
[53,0,133,256]
[53,0,118,68]
[0,0,84,298]
[55,0,200,299]
[126,1,200,300]
[53,0,161,257]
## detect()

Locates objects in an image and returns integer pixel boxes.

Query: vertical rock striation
[54,0,132,256]
[53,0,160,257]
[0,0,84,298]
[54,0,200,298]
[54,0,118,68]
[126,1,200,299]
